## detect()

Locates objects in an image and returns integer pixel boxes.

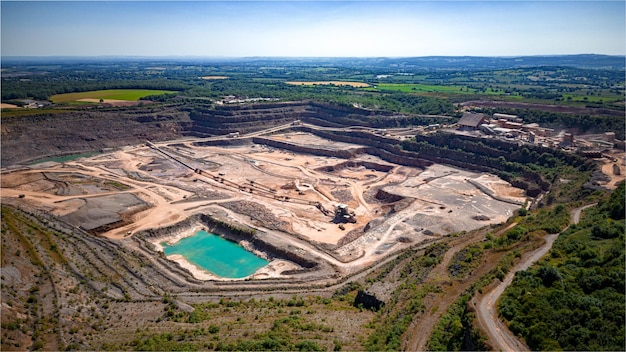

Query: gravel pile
[221,200,289,232]
[331,188,353,203]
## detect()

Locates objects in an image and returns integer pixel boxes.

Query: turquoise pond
[162,230,268,278]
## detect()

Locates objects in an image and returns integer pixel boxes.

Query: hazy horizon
[2,54,624,61]
[2,1,625,57]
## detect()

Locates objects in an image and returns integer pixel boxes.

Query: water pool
[162,230,268,278]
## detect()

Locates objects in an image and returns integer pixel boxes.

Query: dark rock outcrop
[1,105,191,166]
[354,289,386,311]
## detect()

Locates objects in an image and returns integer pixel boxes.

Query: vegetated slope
[417,203,572,351]
[0,204,205,350]
[115,291,374,351]
[362,242,449,351]
[498,182,625,351]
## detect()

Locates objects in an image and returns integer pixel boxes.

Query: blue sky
[2,1,624,57]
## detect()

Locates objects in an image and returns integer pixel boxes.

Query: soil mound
[374,189,405,203]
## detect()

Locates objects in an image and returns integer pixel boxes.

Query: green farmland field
[50,89,176,103]
[372,83,504,95]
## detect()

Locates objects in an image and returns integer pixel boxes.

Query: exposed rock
[220,200,290,232]
[364,218,384,232]
[253,137,361,159]
[336,226,365,247]
[472,215,491,221]
[330,188,353,203]
[354,290,385,311]
[374,189,405,203]
[1,106,190,166]
[316,160,394,173]
[354,282,393,311]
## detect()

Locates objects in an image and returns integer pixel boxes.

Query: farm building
[457,112,485,130]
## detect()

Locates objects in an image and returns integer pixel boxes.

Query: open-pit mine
[2,54,623,350]
[2,101,550,350]
[2,121,526,286]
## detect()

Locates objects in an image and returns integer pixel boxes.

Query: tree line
[499,182,625,351]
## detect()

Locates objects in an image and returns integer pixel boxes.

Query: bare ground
[2,129,524,282]
[1,126,532,350]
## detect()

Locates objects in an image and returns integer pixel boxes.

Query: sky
[1,1,625,57]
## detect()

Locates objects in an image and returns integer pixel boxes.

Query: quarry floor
[1,129,528,281]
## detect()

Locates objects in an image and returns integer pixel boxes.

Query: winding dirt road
[475,204,595,351]
[403,221,518,351]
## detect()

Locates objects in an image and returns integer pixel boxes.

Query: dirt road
[403,221,518,351]
[475,204,595,351]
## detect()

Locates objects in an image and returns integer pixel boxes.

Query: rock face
[253,137,362,159]
[1,100,448,167]
[354,289,386,311]
[1,101,403,166]
[1,105,191,165]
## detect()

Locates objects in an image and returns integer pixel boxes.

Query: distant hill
[371,54,626,70]
[2,54,624,71]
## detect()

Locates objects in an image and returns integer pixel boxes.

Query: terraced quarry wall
[0,105,191,166]
[3,100,583,199]
[1,101,398,166]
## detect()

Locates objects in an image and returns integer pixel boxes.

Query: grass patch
[561,93,624,104]
[49,89,176,103]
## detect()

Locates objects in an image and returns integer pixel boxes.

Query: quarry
[2,49,625,350]
[1,121,526,286]
[1,98,623,351]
